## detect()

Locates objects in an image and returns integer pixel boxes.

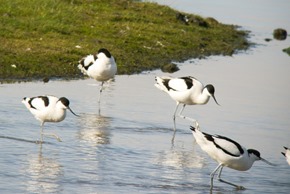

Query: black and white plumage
[78,48,117,103]
[281,146,290,165]
[190,126,275,190]
[155,76,219,130]
[22,95,78,142]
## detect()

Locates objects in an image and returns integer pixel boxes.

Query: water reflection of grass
[0,0,249,82]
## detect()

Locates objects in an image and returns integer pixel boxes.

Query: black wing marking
[162,79,175,91]
[28,96,49,110]
[180,76,193,89]
[40,96,49,107]
[28,98,36,109]
[79,55,98,70]
[162,77,193,91]
[98,48,111,58]
[204,132,244,157]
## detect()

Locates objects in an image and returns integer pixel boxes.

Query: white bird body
[155,76,219,133]
[190,126,275,190]
[22,95,78,142]
[78,48,117,107]
[78,49,117,82]
[22,96,67,123]
[282,147,290,165]
[155,76,210,105]
[192,127,257,171]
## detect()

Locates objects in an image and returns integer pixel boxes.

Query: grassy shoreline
[0,0,250,83]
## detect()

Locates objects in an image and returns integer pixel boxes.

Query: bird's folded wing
[29,97,48,110]
[168,78,192,91]
[212,135,244,157]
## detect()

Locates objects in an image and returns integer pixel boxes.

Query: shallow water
[1,1,290,193]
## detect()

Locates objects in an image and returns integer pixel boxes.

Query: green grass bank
[0,0,250,82]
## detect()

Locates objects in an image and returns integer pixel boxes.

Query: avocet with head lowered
[78,48,117,105]
[22,95,79,142]
[190,125,276,190]
[155,76,219,130]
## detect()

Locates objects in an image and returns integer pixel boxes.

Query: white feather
[168,78,191,91]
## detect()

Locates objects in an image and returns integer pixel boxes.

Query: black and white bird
[155,76,219,130]
[190,126,275,190]
[281,146,290,165]
[78,48,117,104]
[22,95,79,142]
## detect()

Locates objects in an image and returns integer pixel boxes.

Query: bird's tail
[190,126,196,132]
[21,97,31,109]
[154,76,170,92]
[282,152,286,157]
[78,54,96,75]
[22,97,27,104]
[190,125,201,132]
[282,146,289,157]
[22,97,30,105]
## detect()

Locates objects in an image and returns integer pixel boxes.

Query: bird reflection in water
[24,144,63,193]
[77,113,112,145]
[155,143,206,169]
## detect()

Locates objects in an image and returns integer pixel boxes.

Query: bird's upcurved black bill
[212,95,220,106]
[261,158,277,166]
[68,107,80,117]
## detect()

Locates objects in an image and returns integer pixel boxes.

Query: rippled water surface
[1,0,290,193]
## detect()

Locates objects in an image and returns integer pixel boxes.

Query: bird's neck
[238,153,257,171]
[192,90,210,105]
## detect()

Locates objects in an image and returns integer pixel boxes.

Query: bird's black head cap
[249,149,276,166]
[59,97,70,107]
[248,149,261,158]
[98,48,111,58]
[205,84,220,105]
[205,84,215,95]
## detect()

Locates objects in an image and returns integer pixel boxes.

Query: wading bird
[22,95,79,142]
[78,48,117,105]
[155,76,219,130]
[190,125,275,190]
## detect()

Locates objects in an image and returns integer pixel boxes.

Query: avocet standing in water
[78,48,117,104]
[190,125,276,190]
[155,76,219,130]
[22,95,79,142]
[281,146,290,165]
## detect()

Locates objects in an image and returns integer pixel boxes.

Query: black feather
[28,98,36,109]
[59,97,70,107]
[282,152,286,157]
[190,126,196,132]
[98,48,112,58]
[39,96,49,107]
[248,149,260,158]
[205,84,215,95]
[204,132,244,157]
[163,79,176,91]
[28,96,49,109]
[180,77,193,89]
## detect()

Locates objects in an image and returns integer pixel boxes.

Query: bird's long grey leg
[217,167,245,190]
[171,103,180,144]
[40,123,61,142]
[210,164,223,190]
[98,81,104,103]
[173,102,180,131]
[41,132,62,142]
[97,81,104,114]
[40,123,44,143]
[177,104,199,128]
